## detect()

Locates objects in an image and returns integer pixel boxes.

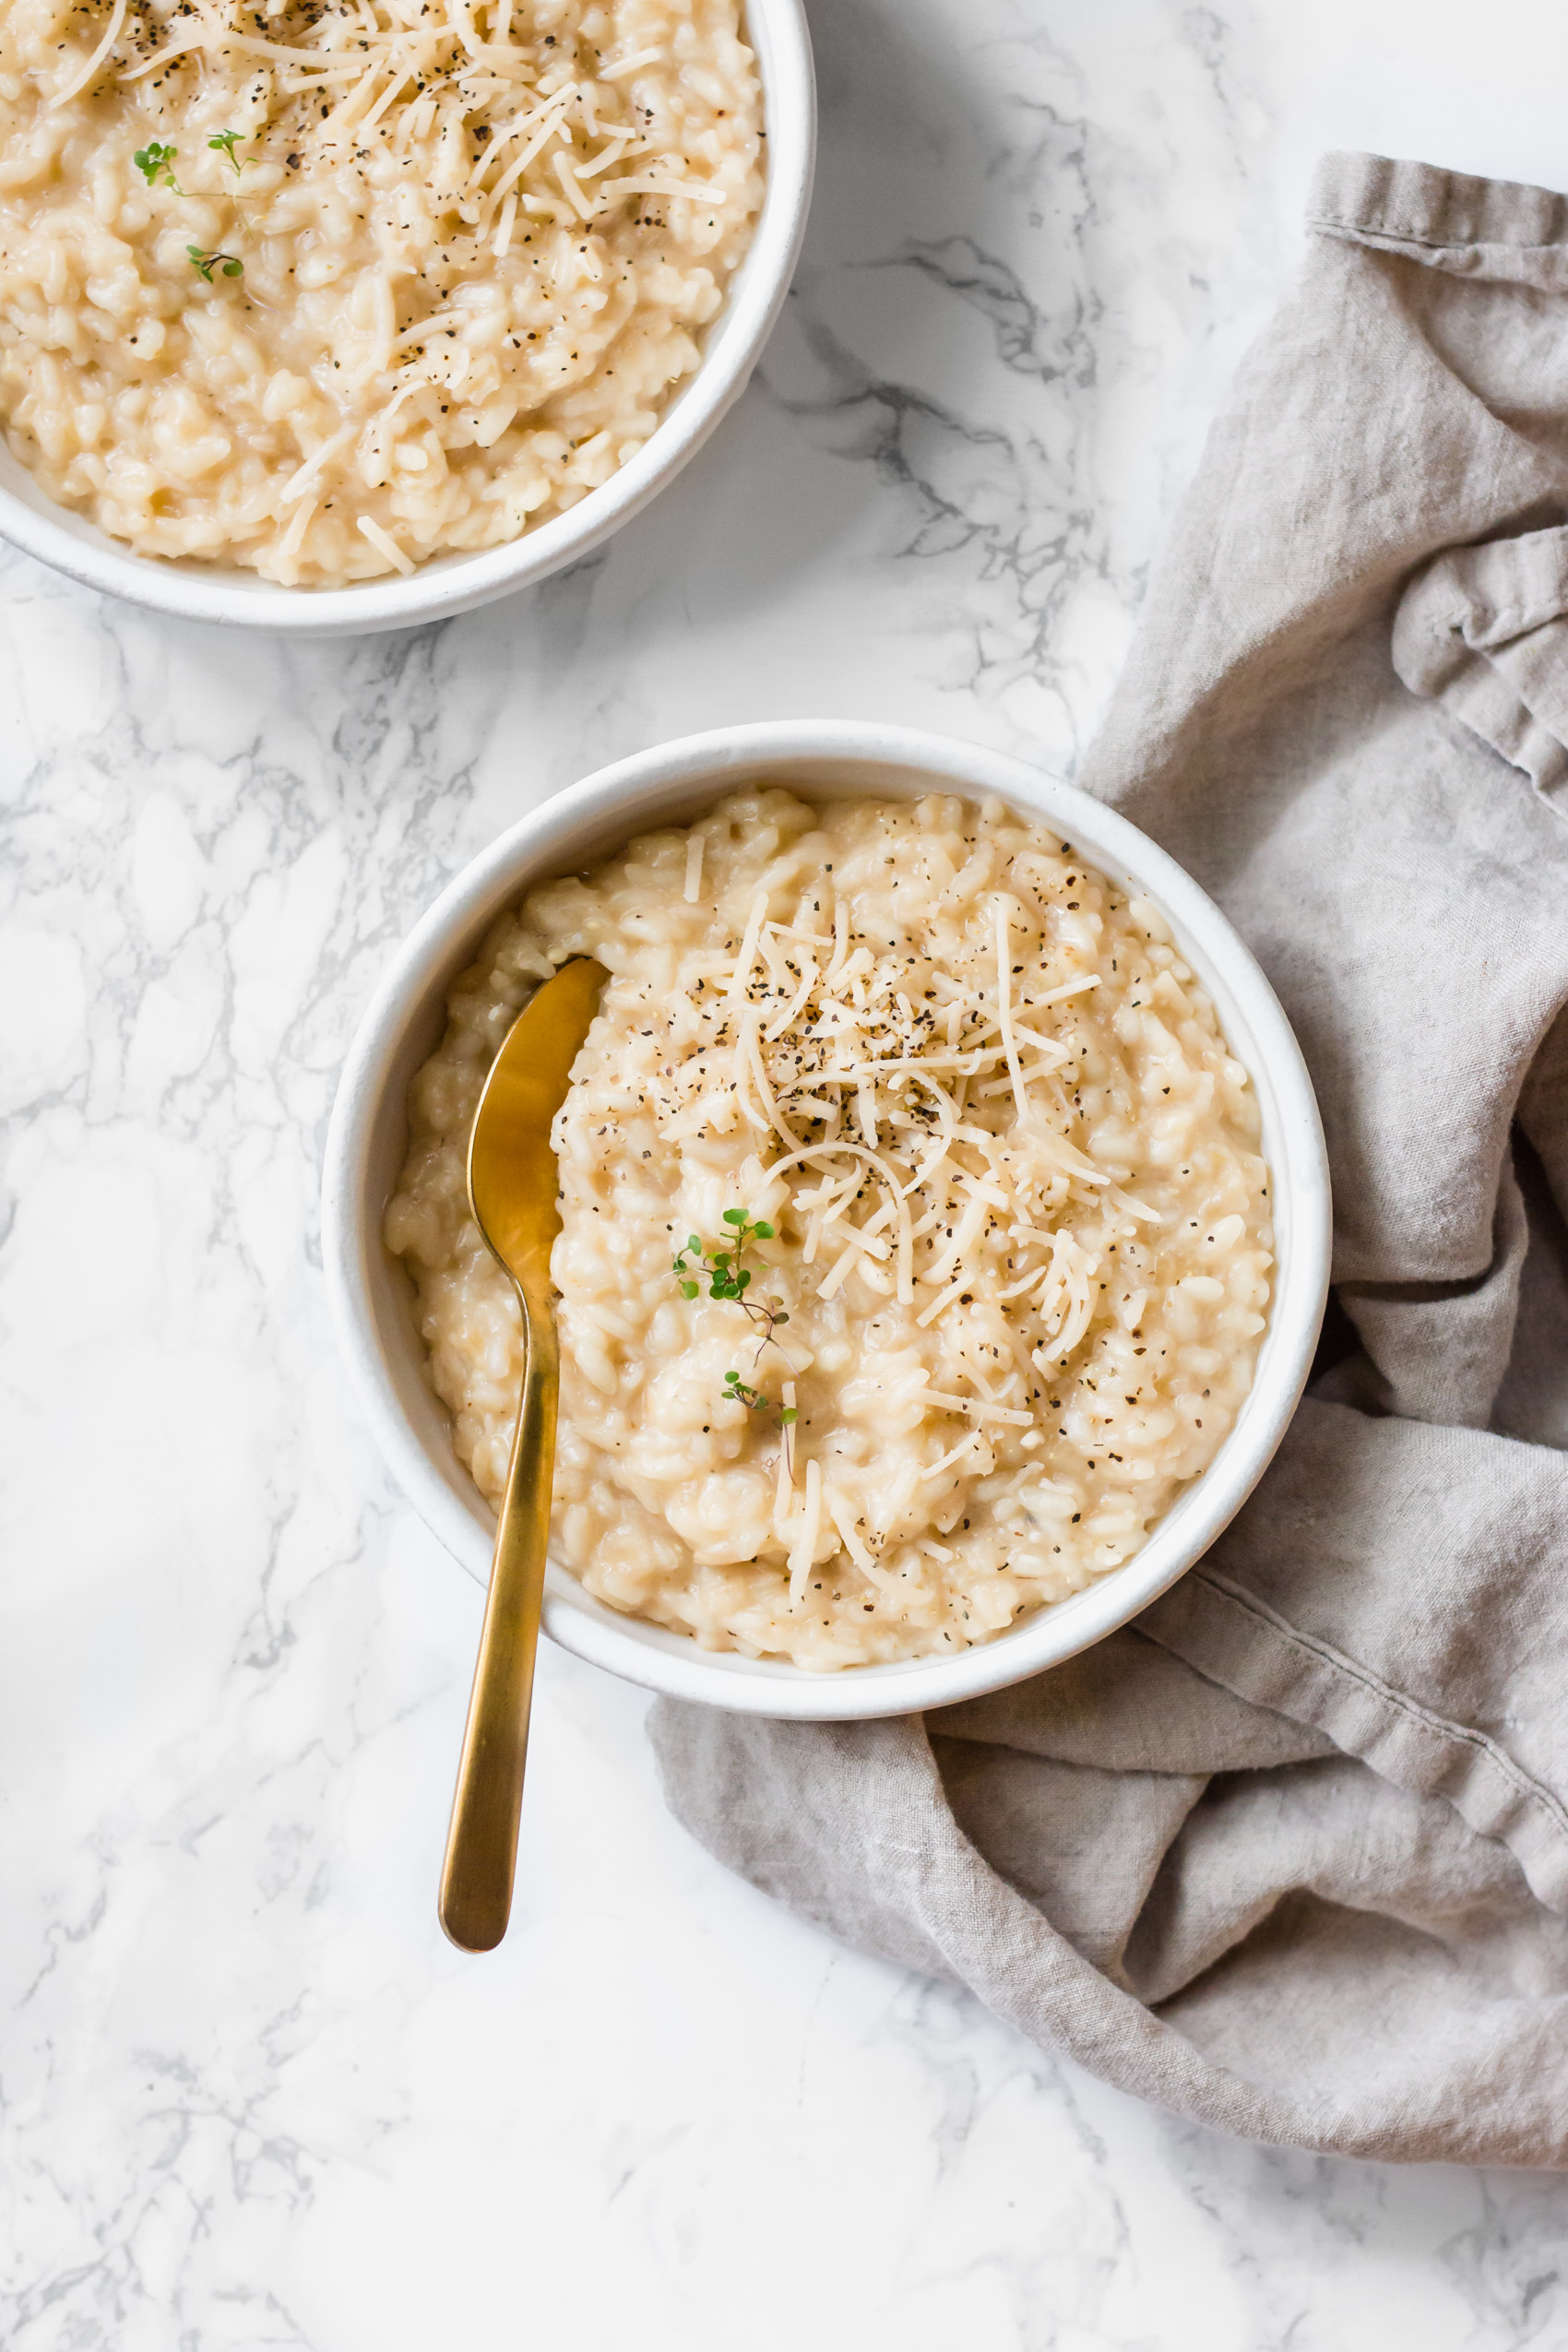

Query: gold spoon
[438,954,609,1953]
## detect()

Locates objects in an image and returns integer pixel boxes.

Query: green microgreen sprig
[672,1208,795,1420]
[724,1370,798,1426]
[135,134,251,281]
[134,140,184,195]
[674,1207,780,1305]
[187,245,244,281]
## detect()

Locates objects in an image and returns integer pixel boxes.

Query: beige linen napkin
[649,153,1568,2165]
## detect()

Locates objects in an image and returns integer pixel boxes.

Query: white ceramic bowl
[0,0,814,637]
[323,721,1331,1719]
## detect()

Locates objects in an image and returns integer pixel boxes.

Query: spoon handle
[438,1277,557,1952]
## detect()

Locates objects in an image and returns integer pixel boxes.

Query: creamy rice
[0,0,761,583]
[386,789,1275,1670]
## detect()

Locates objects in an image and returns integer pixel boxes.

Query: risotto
[0,0,762,583]
[386,789,1275,1670]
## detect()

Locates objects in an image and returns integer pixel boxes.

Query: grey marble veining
[6,1,1568,2345]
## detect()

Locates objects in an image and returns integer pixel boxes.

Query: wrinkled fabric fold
[1394,529,1568,795]
[650,152,1568,2164]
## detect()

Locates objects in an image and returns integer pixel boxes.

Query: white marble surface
[6,0,1568,2341]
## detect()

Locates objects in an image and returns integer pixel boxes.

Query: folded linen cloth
[649,153,1568,2165]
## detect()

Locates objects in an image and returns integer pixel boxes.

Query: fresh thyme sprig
[672,1208,795,1417]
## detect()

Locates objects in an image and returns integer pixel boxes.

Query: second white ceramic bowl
[0,0,814,636]
[322,721,1331,1719]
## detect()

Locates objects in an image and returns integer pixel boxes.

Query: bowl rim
[0,0,814,636]
[322,719,1332,1719]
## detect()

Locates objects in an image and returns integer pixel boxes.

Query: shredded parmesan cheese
[49,0,126,104]
[355,514,415,575]
[787,1458,822,1610]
